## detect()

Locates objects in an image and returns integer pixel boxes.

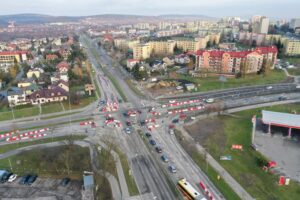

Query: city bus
[178,178,207,200]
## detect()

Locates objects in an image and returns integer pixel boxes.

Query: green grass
[0,135,87,154]
[189,103,300,200]
[125,78,145,98]
[117,149,139,196]
[285,57,300,66]
[176,69,287,92]
[0,106,40,121]
[41,103,64,114]
[287,67,300,76]
[0,144,92,179]
[175,130,241,200]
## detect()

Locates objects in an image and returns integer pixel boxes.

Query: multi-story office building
[194,46,277,74]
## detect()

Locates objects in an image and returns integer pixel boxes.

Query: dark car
[149,139,156,146]
[155,146,163,153]
[278,96,287,101]
[126,121,132,126]
[1,172,12,183]
[19,174,30,185]
[161,154,169,162]
[61,177,71,186]
[145,132,152,138]
[172,119,179,124]
[140,121,146,126]
[26,175,38,185]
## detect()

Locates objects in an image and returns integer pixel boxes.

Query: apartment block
[282,38,300,56]
[133,44,151,60]
[194,46,277,74]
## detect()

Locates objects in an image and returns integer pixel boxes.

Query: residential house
[50,80,69,92]
[46,54,58,61]
[163,57,175,66]
[50,72,69,83]
[27,68,44,79]
[175,54,190,64]
[56,61,70,73]
[18,78,34,88]
[7,88,28,107]
[29,87,68,105]
[126,59,139,70]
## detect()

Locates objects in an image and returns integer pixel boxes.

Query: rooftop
[262,110,300,129]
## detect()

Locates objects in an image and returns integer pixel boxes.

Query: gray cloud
[0,0,299,19]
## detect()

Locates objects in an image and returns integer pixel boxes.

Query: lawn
[287,67,300,76]
[41,103,64,114]
[94,174,113,200]
[0,144,92,179]
[177,69,287,92]
[0,135,87,154]
[0,105,40,121]
[285,57,300,67]
[185,103,300,200]
[117,149,139,196]
[175,130,241,200]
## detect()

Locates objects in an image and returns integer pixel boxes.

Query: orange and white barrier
[80,121,94,126]
[0,130,18,139]
[162,99,201,108]
[167,105,205,115]
[199,181,214,200]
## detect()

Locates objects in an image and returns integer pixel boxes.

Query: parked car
[266,86,273,90]
[126,121,132,126]
[149,139,156,146]
[172,119,179,124]
[168,165,177,173]
[8,174,17,183]
[1,172,12,183]
[161,155,169,162]
[19,174,30,185]
[125,128,131,134]
[155,146,163,153]
[169,129,174,135]
[61,177,71,186]
[26,175,38,185]
[145,132,152,138]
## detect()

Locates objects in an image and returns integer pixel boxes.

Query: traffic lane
[149,126,221,199]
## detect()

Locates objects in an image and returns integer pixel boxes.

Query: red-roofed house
[46,54,58,61]
[56,61,70,73]
[127,59,140,70]
[194,46,277,74]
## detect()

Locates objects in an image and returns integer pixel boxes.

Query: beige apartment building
[133,44,151,60]
[282,38,300,56]
[149,41,175,55]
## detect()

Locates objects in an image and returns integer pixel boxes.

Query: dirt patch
[184,118,226,154]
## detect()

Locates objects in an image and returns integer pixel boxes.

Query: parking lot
[0,177,82,199]
[254,124,300,183]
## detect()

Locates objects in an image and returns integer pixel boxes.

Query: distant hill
[159,14,217,21]
[0,13,217,27]
[0,14,81,26]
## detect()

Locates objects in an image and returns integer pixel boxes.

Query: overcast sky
[1,0,299,19]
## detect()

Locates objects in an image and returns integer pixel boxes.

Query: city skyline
[0,0,299,19]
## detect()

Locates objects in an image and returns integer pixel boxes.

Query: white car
[266,86,273,90]
[8,174,17,182]
[205,98,214,103]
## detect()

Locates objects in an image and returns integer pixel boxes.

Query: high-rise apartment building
[252,16,269,34]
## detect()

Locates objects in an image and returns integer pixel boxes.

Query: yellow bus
[178,178,207,200]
